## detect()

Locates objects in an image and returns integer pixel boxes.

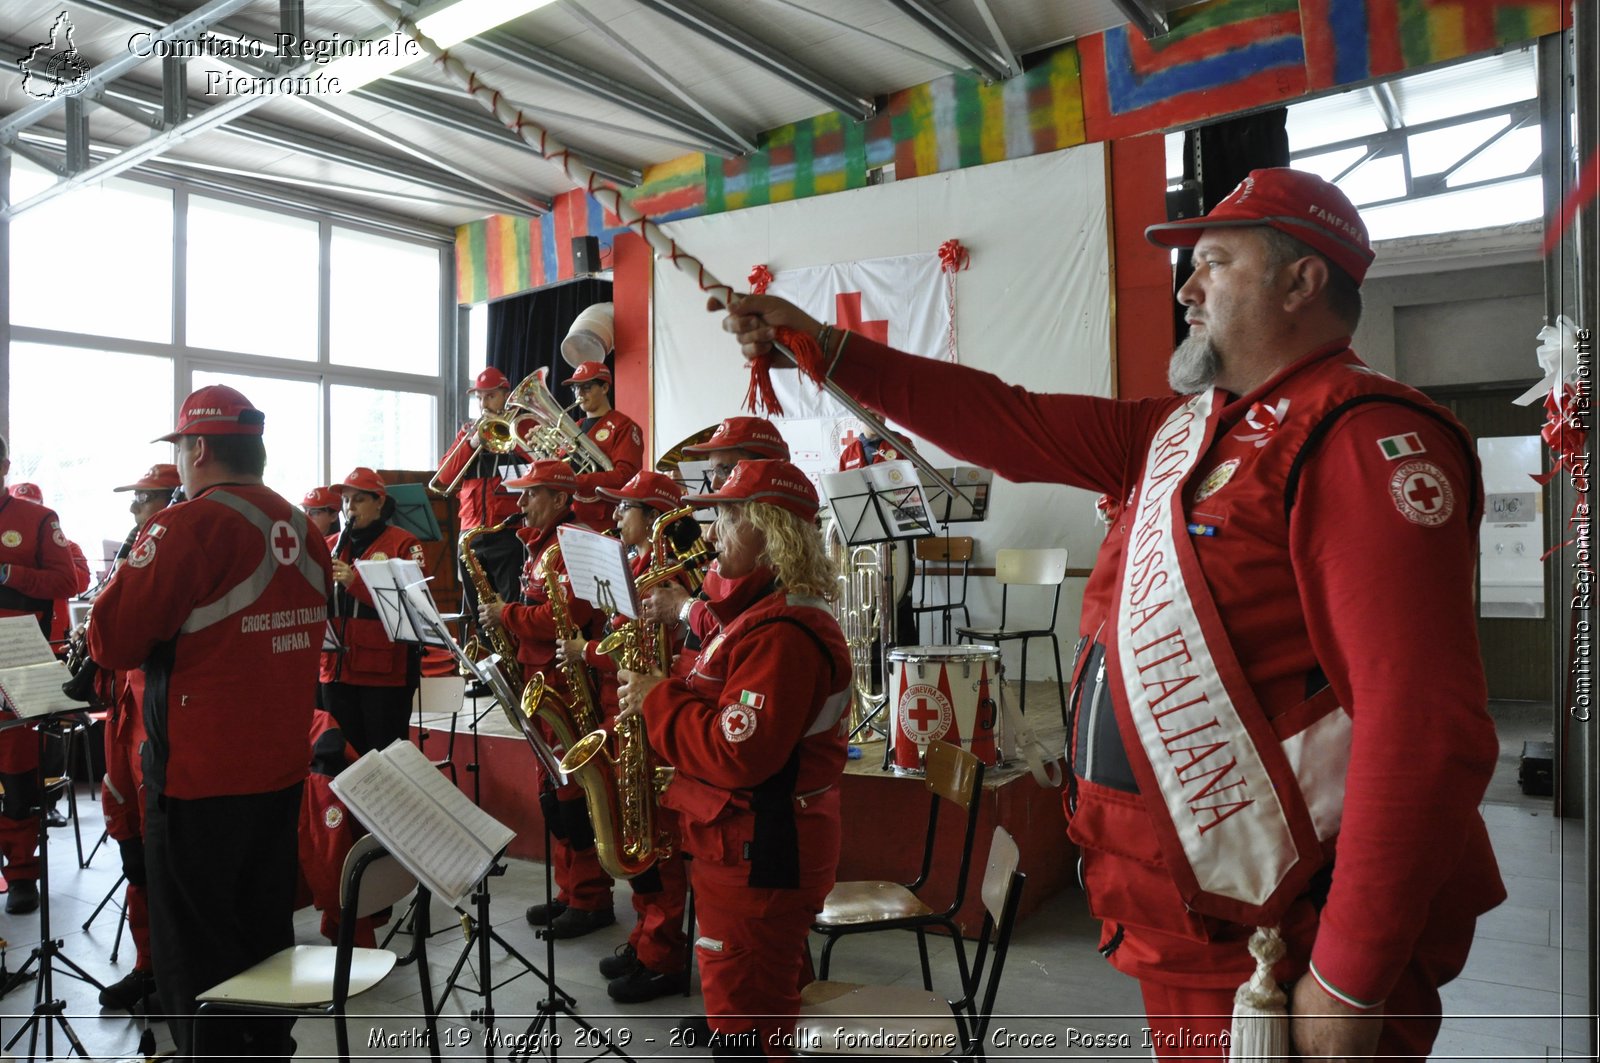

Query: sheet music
[0,615,61,668]
[920,466,993,523]
[0,659,85,717]
[557,525,639,619]
[353,559,448,647]
[820,460,933,544]
[330,740,513,909]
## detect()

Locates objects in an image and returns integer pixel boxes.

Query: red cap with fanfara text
[333,467,387,499]
[1144,167,1375,284]
[114,464,182,493]
[683,416,791,461]
[470,367,511,392]
[156,385,265,442]
[505,460,579,495]
[687,459,820,521]
[597,471,686,513]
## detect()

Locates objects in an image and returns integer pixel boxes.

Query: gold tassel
[1229,926,1289,1061]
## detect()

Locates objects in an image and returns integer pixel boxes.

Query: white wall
[650,143,1113,680]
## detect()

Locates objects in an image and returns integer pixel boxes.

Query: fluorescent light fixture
[323,0,558,92]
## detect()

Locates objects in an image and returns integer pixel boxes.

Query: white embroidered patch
[1389,460,1455,527]
[719,704,757,743]
[1193,458,1240,503]
[129,538,157,568]
[324,806,344,829]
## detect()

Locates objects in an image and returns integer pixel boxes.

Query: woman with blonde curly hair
[621,459,850,1061]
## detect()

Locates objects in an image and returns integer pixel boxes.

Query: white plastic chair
[414,674,465,784]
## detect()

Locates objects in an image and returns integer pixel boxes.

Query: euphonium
[459,515,524,701]
[506,370,613,476]
[560,506,712,879]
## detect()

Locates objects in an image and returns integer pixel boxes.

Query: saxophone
[460,515,524,704]
[525,541,603,754]
[560,507,712,880]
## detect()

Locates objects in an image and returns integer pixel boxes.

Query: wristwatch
[677,597,694,626]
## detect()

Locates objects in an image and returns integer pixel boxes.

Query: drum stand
[1,719,108,1062]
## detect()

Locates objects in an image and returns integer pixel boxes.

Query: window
[7,343,174,567]
[187,197,319,360]
[329,228,441,375]
[9,160,173,343]
[329,385,438,475]
[192,370,321,504]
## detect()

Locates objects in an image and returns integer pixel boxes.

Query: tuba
[826,517,895,738]
[506,369,614,476]
[459,515,524,707]
[560,507,712,879]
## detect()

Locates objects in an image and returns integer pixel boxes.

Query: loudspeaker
[572,236,601,274]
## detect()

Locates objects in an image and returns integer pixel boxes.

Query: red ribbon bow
[937,239,969,273]
[747,264,774,294]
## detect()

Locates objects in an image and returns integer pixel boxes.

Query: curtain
[485,277,614,390]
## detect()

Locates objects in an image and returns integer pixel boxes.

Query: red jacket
[572,410,643,527]
[583,547,692,713]
[642,577,849,887]
[0,493,82,772]
[88,484,332,800]
[435,423,526,531]
[500,515,600,675]
[321,523,427,686]
[837,437,901,471]
[831,333,1502,1005]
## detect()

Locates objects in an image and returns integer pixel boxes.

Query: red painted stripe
[1368,1,1405,75]
[1126,12,1302,71]
[1088,66,1307,142]
[1300,0,1339,89]
[633,184,705,217]
[1461,1,1498,53]
[552,189,578,280]
[484,215,505,300]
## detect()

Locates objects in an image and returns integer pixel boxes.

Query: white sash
[1113,391,1324,920]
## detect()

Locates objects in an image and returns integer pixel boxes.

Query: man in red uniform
[95,461,183,1010]
[560,470,696,1002]
[6,483,91,645]
[0,438,81,915]
[622,460,849,1060]
[438,367,530,609]
[477,460,614,938]
[718,169,1503,1062]
[563,362,643,529]
[88,385,331,1059]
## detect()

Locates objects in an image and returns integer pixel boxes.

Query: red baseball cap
[683,416,791,461]
[334,467,387,498]
[114,464,182,493]
[561,362,611,386]
[8,483,43,503]
[470,367,512,392]
[505,460,579,495]
[1145,168,1375,284]
[688,459,819,521]
[301,486,342,510]
[597,470,685,513]
[156,385,266,442]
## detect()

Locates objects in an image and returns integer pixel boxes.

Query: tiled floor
[0,694,1589,1060]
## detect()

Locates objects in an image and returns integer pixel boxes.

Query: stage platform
[414,683,1073,939]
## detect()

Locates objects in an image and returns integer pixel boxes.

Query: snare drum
[888,644,1004,775]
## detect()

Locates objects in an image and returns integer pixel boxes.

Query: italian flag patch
[738,690,766,710]
[1377,432,1426,460]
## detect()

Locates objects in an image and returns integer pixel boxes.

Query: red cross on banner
[834,291,889,345]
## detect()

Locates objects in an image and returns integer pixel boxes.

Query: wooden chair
[194,835,440,1063]
[812,740,985,992]
[795,827,1026,1060]
[911,536,974,643]
[956,547,1069,725]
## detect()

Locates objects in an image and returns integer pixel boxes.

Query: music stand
[820,461,933,755]
[387,483,444,542]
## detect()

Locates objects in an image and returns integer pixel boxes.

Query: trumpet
[428,411,532,496]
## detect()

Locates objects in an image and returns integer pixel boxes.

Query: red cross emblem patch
[719,704,756,743]
[1389,460,1455,527]
[269,520,302,565]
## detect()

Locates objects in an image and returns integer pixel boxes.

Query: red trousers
[628,846,689,974]
[691,859,829,1061]
[1137,911,1480,1063]
[552,834,613,910]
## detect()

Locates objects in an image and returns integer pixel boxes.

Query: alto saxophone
[525,541,603,752]
[561,507,712,880]
[460,515,524,699]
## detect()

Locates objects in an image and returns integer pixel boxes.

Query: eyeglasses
[132,492,159,506]
[614,502,644,513]
[307,507,338,517]
[572,381,606,393]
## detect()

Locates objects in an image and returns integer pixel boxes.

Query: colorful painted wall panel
[1080,0,1308,141]
[1301,0,1570,90]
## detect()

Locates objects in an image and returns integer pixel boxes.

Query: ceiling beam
[468,28,752,157]
[1110,0,1170,40]
[885,0,1013,82]
[628,0,875,121]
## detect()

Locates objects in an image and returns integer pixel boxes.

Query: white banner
[763,251,950,419]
